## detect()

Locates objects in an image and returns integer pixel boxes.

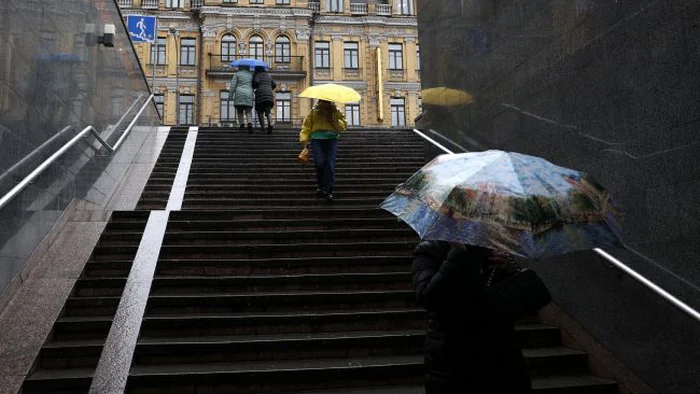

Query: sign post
[127,15,158,111]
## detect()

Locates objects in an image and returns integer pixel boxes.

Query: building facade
[118,0,420,127]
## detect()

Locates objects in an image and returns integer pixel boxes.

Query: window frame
[390,97,406,127]
[179,95,195,125]
[220,91,237,124]
[180,37,196,66]
[275,92,292,123]
[315,41,331,69]
[221,34,237,63]
[345,103,360,126]
[388,43,404,70]
[154,93,165,118]
[326,0,343,12]
[395,0,414,15]
[343,42,359,70]
[249,35,265,60]
[150,37,167,65]
[275,36,291,63]
[166,0,184,8]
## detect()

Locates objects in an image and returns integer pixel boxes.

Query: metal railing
[0,94,155,211]
[207,54,305,75]
[308,1,320,12]
[117,0,133,7]
[411,127,700,324]
[191,0,205,9]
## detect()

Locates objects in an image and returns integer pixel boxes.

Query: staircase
[20,127,618,394]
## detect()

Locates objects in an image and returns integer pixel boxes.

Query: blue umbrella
[230,58,269,69]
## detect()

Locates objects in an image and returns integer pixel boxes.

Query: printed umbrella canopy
[421,87,474,106]
[380,150,622,259]
[299,83,362,104]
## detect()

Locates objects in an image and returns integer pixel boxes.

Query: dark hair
[317,100,342,130]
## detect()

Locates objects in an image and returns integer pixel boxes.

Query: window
[275,36,291,63]
[166,0,184,7]
[221,35,236,62]
[154,94,164,118]
[416,45,420,71]
[276,0,290,4]
[343,42,359,69]
[180,38,196,66]
[390,97,405,126]
[345,103,360,126]
[326,0,343,12]
[276,92,292,122]
[150,37,166,65]
[179,95,195,125]
[315,41,330,68]
[388,43,403,70]
[250,0,264,4]
[395,0,414,15]
[223,0,237,3]
[249,35,264,60]
[220,91,236,124]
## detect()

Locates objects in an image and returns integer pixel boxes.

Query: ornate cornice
[313,81,368,90]
[384,82,422,91]
[317,15,418,27]
[200,6,313,18]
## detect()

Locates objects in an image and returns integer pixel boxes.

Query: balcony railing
[350,3,368,15]
[308,1,320,12]
[376,3,392,15]
[142,0,159,9]
[117,0,133,7]
[191,0,204,9]
[207,54,306,79]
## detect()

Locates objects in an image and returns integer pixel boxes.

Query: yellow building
[118,0,420,127]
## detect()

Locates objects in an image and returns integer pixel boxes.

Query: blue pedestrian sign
[127,15,157,43]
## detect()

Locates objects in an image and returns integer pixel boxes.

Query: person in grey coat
[253,67,277,134]
[229,65,255,133]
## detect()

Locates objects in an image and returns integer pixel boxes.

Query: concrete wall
[417,0,700,392]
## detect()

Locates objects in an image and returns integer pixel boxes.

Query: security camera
[99,24,115,48]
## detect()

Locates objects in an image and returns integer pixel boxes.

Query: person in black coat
[412,240,532,394]
[253,67,277,134]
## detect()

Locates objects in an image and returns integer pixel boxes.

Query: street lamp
[169,27,180,125]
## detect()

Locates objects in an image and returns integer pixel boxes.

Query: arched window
[249,35,264,60]
[221,34,236,62]
[275,36,291,63]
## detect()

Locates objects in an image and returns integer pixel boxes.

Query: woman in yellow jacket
[300,100,348,201]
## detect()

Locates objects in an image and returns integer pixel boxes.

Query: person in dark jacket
[253,67,277,134]
[412,240,532,394]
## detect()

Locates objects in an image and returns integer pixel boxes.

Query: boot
[247,123,253,134]
[267,124,273,134]
[239,124,245,133]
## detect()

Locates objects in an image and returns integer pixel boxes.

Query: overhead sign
[127,15,157,43]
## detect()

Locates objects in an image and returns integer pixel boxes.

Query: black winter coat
[412,241,532,394]
[253,71,276,104]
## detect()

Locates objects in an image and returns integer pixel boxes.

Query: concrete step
[154,255,412,276]
[157,241,416,259]
[164,217,407,231]
[145,290,417,316]
[158,229,417,245]
[180,197,390,209]
[140,309,427,338]
[150,272,411,294]
[167,208,397,220]
[73,277,127,297]
[63,296,120,317]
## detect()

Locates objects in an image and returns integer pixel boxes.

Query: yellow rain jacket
[299,108,348,143]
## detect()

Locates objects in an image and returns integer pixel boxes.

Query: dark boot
[247,123,253,134]
[267,124,273,134]
[239,124,245,132]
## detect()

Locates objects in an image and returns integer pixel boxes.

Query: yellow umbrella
[421,87,474,106]
[299,83,362,104]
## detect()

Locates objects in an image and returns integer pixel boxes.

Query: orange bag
[298,146,310,164]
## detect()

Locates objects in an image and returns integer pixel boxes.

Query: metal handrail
[411,128,700,324]
[0,94,155,211]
